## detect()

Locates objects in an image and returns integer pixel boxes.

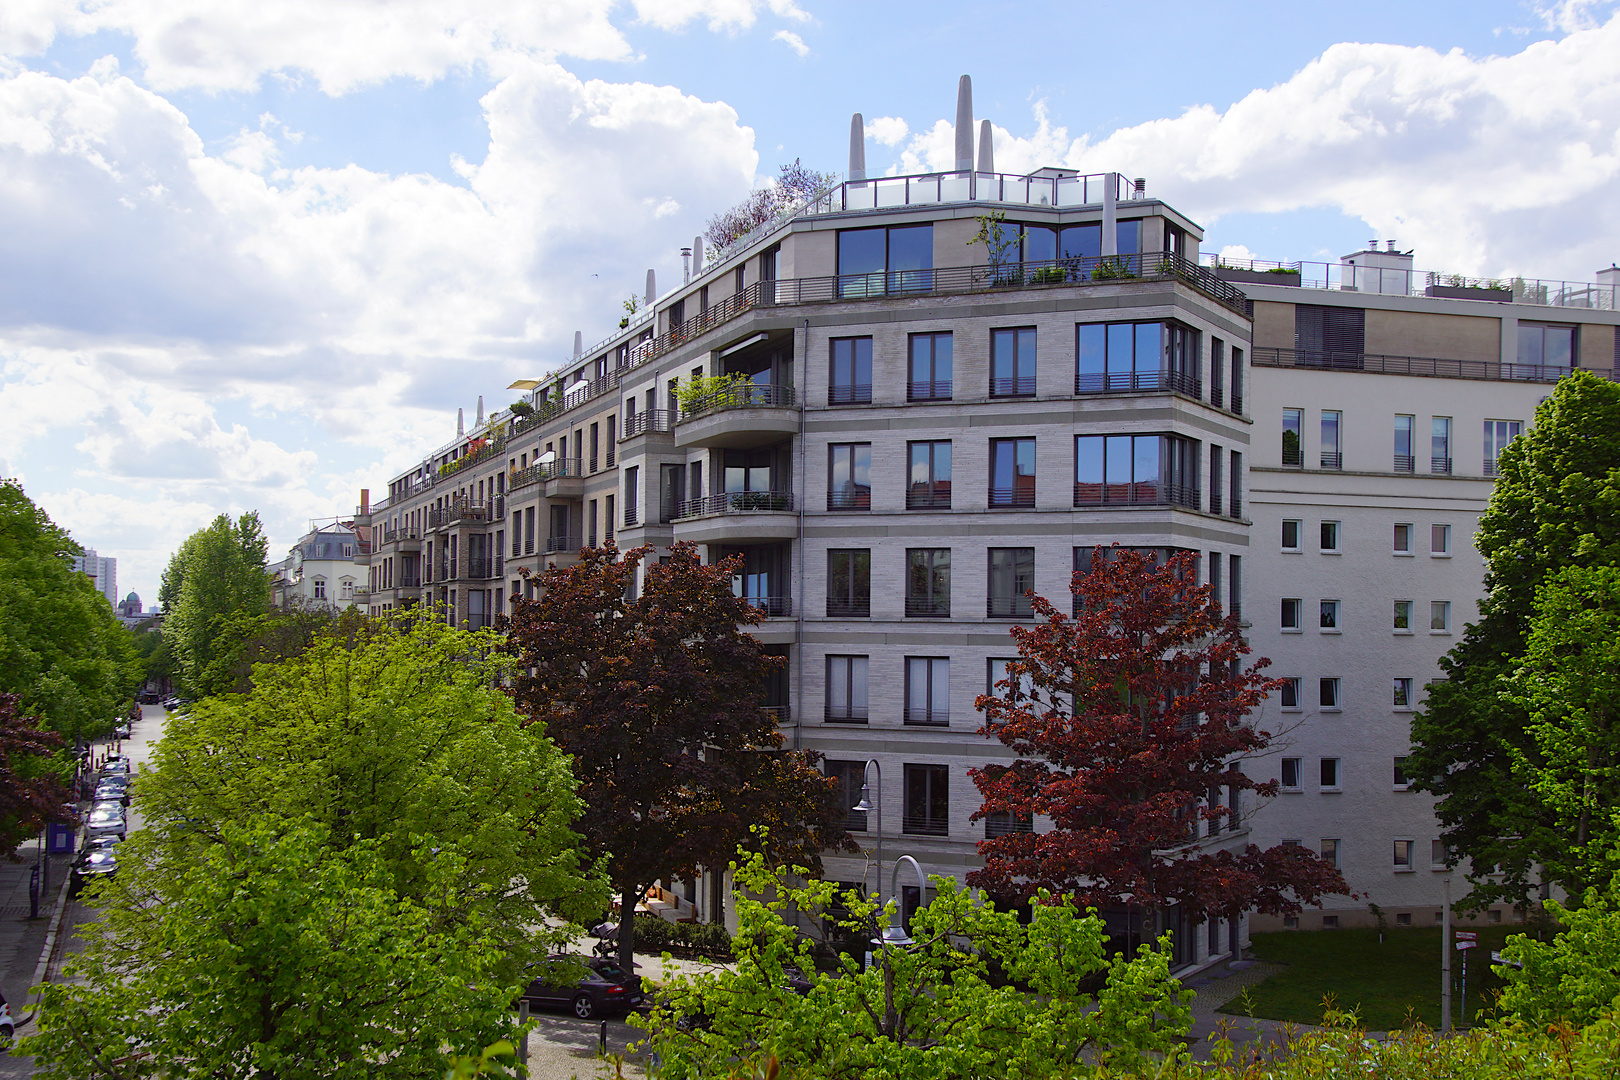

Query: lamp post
[874,855,928,948]
[850,760,882,909]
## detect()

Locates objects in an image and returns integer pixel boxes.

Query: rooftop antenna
[953,75,974,172]
[976,118,994,174]
[849,112,867,181]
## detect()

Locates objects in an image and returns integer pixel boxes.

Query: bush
[633,914,734,960]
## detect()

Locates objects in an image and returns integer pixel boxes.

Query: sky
[2,0,1618,606]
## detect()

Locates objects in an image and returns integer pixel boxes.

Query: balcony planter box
[1424,284,1512,302]
[1215,267,1300,287]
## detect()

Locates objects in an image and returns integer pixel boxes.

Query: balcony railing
[988,486,1036,509]
[1075,370,1201,396]
[905,596,950,618]
[828,384,872,405]
[902,815,949,837]
[760,705,791,724]
[903,708,949,727]
[906,485,952,510]
[1432,457,1453,475]
[908,380,952,402]
[1253,347,1575,385]
[827,488,871,511]
[986,597,1034,619]
[1281,446,1303,467]
[1320,452,1343,470]
[622,507,639,527]
[1394,454,1415,473]
[984,814,1035,839]
[545,535,582,554]
[681,383,797,418]
[990,375,1036,398]
[738,595,792,617]
[676,491,796,518]
[1073,482,1200,509]
[1484,458,1499,477]
[826,597,870,618]
[806,168,1135,216]
[621,410,674,438]
[824,707,868,723]
[1204,254,1620,312]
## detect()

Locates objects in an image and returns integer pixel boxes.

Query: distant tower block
[953,75,974,172]
[977,118,994,174]
[849,113,866,181]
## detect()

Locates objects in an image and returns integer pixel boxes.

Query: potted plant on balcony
[1424,273,1511,302]
[675,373,753,416]
[968,211,1022,288]
[1212,260,1300,286]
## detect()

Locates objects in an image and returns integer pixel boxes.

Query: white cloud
[771,30,808,57]
[866,115,907,146]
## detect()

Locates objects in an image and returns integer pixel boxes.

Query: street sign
[1490,950,1523,968]
[1454,930,1477,940]
[1456,940,1477,950]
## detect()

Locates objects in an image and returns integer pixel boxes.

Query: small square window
[1431,524,1451,555]
[1320,838,1340,867]
[1282,838,1301,848]
[1396,912,1412,926]
[1430,601,1451,632]
[1279,678,1301,710]
[1393,600,1414,632]
[1321,915,1340,929]
[1281,757,1302,790]
[1283,916,1299,929]
[1394,839,1415,869]
[1282,519,1301,551]
[1319,599,1339,630]
[1281,598,1302,630]
[1320,757,1340,789]
[1393,523,1413,554]
[1320,521,1340,552]
[1393,677,1413,708]
[1319,678,1340,710]
[1488,909,1503,923]
[1393,756,1409,788]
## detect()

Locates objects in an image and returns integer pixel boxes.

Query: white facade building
[277,522,366,610]
[72,549,117,606]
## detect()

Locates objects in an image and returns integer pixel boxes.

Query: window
[1211,339,1226,408]
[907,441,952,509]
[1393,678,1414,708]
[827,549,870,617]
[906,549,951,617]
[825,760,868,830]
[905,657,950,725]
[1281,758,1302,791]
[1320,410,1343,469]
[987,548,1035,618]
[1209,446,1223,515]
[1394,840,1415,870]
[1320,757,1341,790]
[989,438,1036,507]
[1320,678,1341,710]
[828,444,872,510]
[1229,452,1241,517]
[1282,519,1301,551]
[1320,521,1340,552]
[1279,677,1302,710]
[1430,601,1451,632]
[1431,417,1452,474]
[313,578,327,600]
[1321,839,1340,867]
[1394,414,1415,472]
[1073,434,1199,508]
[1075,320,1198,395]
[909,332,953,401]
[1431,524,1451,555]
[1295,303,1365,361]
[340,580,355,600]
[1393,523,1413,554]
[902,764,949,836]
[1517,322,1576,374]
[1281,598,1302,631]
[1393,757,1410,788]
[1282,408,1303,466]
[987,658,1034,701]
[624,467,639,526]
[1431,839,1450,867]
[825,656,869,722]
[991,327,1037,396]
[829,338,873,405]
[837,223,934,297]
[1319,600,1339,631]
[1320,915,1340,929]
[1394,600,1414,632]
[1482,419,1522,477]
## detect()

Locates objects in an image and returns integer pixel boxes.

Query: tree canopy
[1409,370,1620,908]
[159,511,271,697]
[971,548,1350,924]
[0,693,75,860]
[0,479,139,739]
[507,543,850,967]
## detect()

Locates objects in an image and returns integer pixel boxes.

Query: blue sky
[1,0,1617,603]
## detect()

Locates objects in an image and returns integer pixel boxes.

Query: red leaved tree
[969,548,1349,937]
[506,543,851,968]
[0,693,74,860]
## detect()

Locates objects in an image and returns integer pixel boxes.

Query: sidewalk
[0,837,74,1027]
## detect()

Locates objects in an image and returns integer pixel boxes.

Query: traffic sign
[1456,940,1478,950]
[1455,931,1477,940]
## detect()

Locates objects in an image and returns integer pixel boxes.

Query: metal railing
[990,375,1036,397]
[826,597,870,618]
[761,705,792,724]
[824,706,868,723]
[681,383,797,418]
[984,815,1034,839]
[621,410,674,438]
[902,815,949,837]
[1073,482,1200,509]
[903,708,949,727]
[827,489,871,511]
[1252,347,1575,384]
[675,491,796,517]
[1484,458,1499,477]
[986,597,1034,619]
[828,384,872,405]
[988,486,1036,508]
[545,535,582,554]
[1394,454,1415,473]
[1432,457,1453,475]
[908,380,952,402]
[905,597,951,618]
[1075,370,1201,396]
[1203,254,1620,311]
[1320,452,1343,470]
[906,486,952,510]
[738,596,792,617]
[804,168,1136,215]
[622,507,639,528]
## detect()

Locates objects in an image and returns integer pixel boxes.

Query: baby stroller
[590,920,618,958]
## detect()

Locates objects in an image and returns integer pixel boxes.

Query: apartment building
[355,78,1620,965]
[72,549,117,607]
[272,520,367,610]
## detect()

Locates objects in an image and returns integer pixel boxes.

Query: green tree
[160,511,271,697]
[0,479,139,740]
[507,544,851,969]
[138,615,603,977]
[25,818,525,1079]
[1497,882,1620,1028]
[1409,371,1620,909]
[638,843,1192,1080]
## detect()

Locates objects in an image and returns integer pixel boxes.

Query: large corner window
[1074,434,1200,509]
[1076,321,1199,396]
[1516,323,1575,377]
[837,224,935,297]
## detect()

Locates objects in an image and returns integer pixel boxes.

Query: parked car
[114,722,132,739]
[518,955,643,1020]
[0,989,13,1043]
[70,846,118,895]
[101,757,131,777]
[85,807,126,841]
[81,834,120,855]
[95,782,130,808]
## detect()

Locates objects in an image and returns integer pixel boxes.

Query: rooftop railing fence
[1205,255,1619,311]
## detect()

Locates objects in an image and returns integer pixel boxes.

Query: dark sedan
[518,955,643,1020]
[70,848,118,895]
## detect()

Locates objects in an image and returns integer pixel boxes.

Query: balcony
[427,499,496,530]
[675,384,798,450]
[620,409,675,445]
[1075,370,1201,397]
[761,705,792,727]
[826,597,870,618]
[827,488,870,511]
[908,380,952,402]
[905,596,950,619]
[671,491,798,544]
[906,485,952,510]
[1253,347,1575,385]
[738,595,792,618]
[545,534,582,554]
[1073,482,1200,510]
[984,814,1034,839]
[542,459,586,499]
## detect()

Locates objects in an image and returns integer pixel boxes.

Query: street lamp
[850,760,881,908]
[873,855,928,948]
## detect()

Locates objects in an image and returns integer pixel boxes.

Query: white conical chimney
[645,269,656,306]
[977,118,994,173]
[693,235,704,275]
[573,330,583,359]
[456,408,464,437]
[849,113,866,181]
[953,75,974,172]
[476,395,484,425]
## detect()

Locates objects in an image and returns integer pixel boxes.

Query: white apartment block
[273,520,366,610]
[72,549,117,606]
[354,78,1620,968]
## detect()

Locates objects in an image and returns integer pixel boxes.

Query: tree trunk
[617,880,639,972]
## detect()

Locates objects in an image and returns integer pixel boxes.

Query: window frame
[824,655,870,723]
[1320,520,1341,553]
[827,443,873,511]
[902,763,950,836]
[829,337,874,405]
[1319,599,1340,633]
[1281,519,1302,552]
[907,440,952,510]
[1430,600,1452,633]
[1431,523,1452,556]
[1319,677,1341,711]
[1279,677,1302,711]
[988,437,1037,508]
[1393,523,1413,555]
[1280,757,1302,791]
[1281,597,1302,632]
[904,656,951,726]
[987,547,1036,619]
[1393,599,1414,634]
[826,549,871,618]
[1393,677,1414,710]
[905,548,951,618]
[990,327,1037,397]
[908,332,954,402]
[1319,757,1342,791]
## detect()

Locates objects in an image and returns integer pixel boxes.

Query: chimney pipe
[476,395,484,425]
[693,235,704,275]
[953,75,974,172]
[360,488,370,515]
[645,269,656,307]
[976,118,994,174]
[573,330,583,359]
[849,113,867,181]
[456,407,464,437]
[682,247,692,284]
[1386,240,1397,252]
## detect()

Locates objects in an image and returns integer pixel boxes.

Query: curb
[18,855,76,1029]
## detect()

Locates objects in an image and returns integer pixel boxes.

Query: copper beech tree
[506,543,851,968]
[970,548,1350,937]
[0,693,74,860]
